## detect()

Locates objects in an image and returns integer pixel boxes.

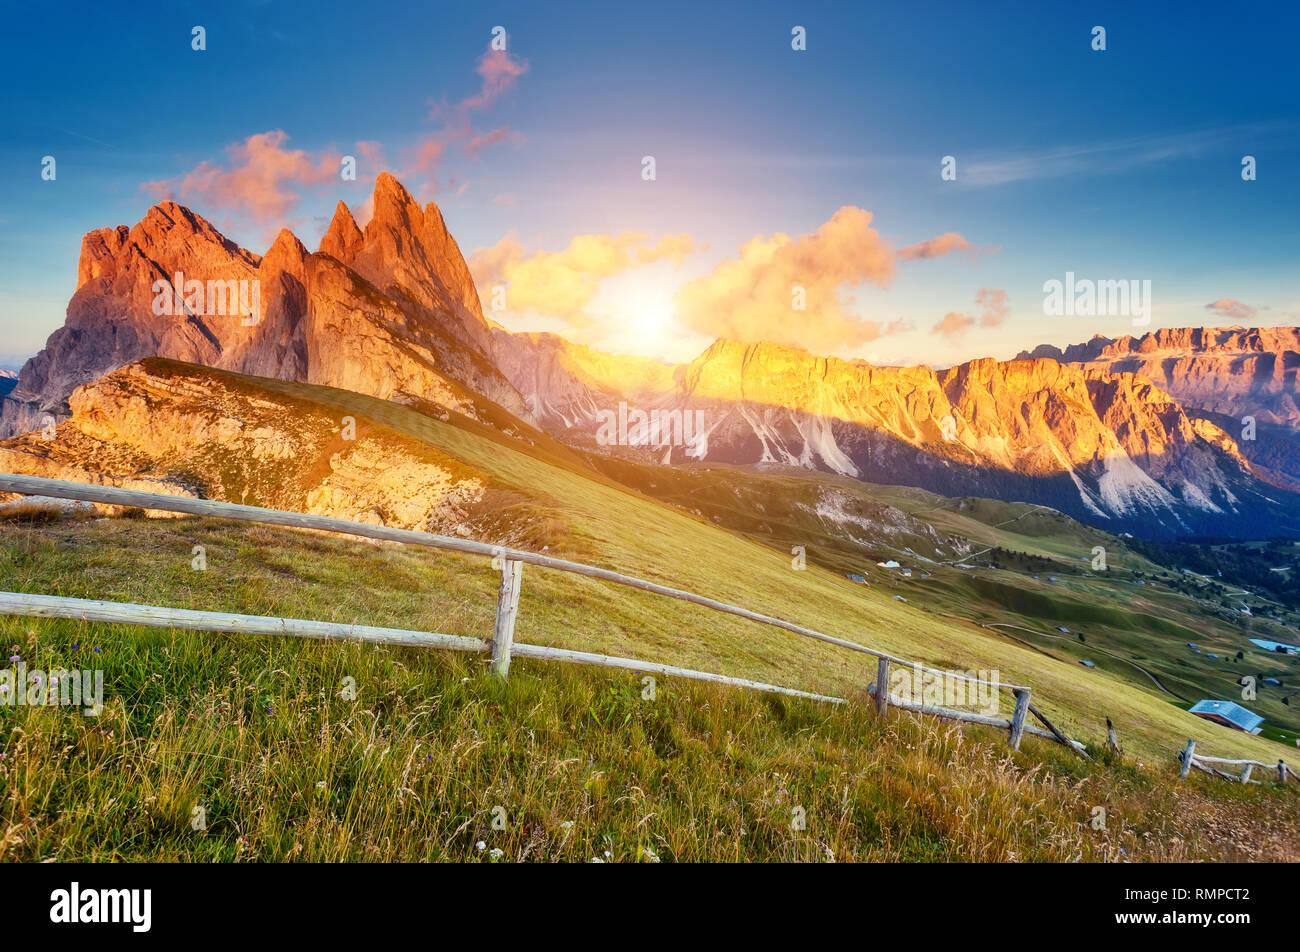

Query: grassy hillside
[1,524,1296,862]
[583,458,1300,740]
[1,363,1298,860]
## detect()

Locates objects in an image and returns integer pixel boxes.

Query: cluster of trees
[985,547,1068,573]
[1128,538,1300,611]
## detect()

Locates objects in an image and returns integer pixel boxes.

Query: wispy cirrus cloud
[957,124,1284,187]
[414,46,529,166]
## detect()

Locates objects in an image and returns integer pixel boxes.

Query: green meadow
[0,364,1296,860]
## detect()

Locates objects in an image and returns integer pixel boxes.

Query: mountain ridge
[4,173,1299,540]
[0,173,531,438]
[494,332,1300,539]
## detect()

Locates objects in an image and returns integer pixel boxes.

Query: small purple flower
[7,655,18,663]
[72,644,80,650]
[93,647,100,653]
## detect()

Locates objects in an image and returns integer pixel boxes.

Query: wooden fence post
[1106,717,1122,756]
[1008,688,1030,750]
[490,559,523,678]
[1179,739,1196,779]
[875,657,890,716]
[1280,760,1288,784]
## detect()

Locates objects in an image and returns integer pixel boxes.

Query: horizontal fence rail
[0,472,1073,751]
[1178,738,1292,785]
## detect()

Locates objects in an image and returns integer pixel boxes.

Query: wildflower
[641,847,660,863]
[488,848,504,860]
[315,781,326,791]
[590,857,605,863]
[7,656,17,663]
[560,821,574,830]
[476,841,486,851]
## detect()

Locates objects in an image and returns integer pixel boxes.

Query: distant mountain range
[1018,327,1300,494]
[3,175,1298,540]
[1018,326,1300,427]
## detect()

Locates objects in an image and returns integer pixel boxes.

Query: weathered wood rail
[0,472,1082,751]
[1177,738,1293,785]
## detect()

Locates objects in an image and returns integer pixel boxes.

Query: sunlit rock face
[0,359,487,535]
[1023,326,1300,498]
[1021,326,1300,428]
[0,173,531,438]
[498,334,1299,539]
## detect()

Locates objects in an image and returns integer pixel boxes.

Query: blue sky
[1,0,1297,369]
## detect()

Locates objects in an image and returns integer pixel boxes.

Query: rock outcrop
[0,359,490,534]
[0,174,531,438]
[1019,326,1300,428]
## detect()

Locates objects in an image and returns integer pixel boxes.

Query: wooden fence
[0,472,1085,752]
[1177,738,1293,785]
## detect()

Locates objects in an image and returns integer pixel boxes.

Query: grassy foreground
[0,517,1295,861]
[2,604,1297,863]
[1,362,1297,860]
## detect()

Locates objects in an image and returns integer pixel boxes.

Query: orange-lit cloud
[671,207,899,353]
[637,233,697,266]
[463,126,523,155]
[142,45,526,234]
[931,287,1010,337]
[469,230,698,327]
[416,46,530,171]
[408,139,446,175]
[975,288,1009,327]
[899,232,972,260]
[1205,298,1261,321]
[932,311,975,337]
[460,48,529,114]
[142,130,341,227]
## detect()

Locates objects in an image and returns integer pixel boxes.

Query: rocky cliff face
[498,335,1300,539]
[0,359,490,534]
[0,174,531,438]
[1021,326,1300,497]
[1019,326,1300,428]
[490,328,677,431]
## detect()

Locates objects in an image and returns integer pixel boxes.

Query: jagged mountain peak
[319,200,363,262]
[339,174,492,355]
[0,175,532,438]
